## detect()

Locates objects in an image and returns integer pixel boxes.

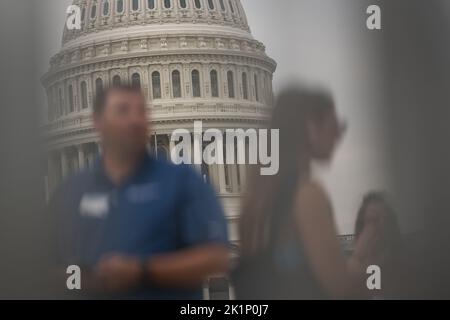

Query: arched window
[68,85,75,113]
[95,78,103,94]
[132,0,139,11]
[210,70,219,98]
[172,70,182,98]
[228,0,234,14]
[242,72,248,100]
[179,0,187,9]
[131,73,141,88]
[147,0,155,9]
[227,71,235,98]
[117,0,124,13]
[81,81,88,109]
[112,75,121,86]
[151,71,162,99]
[192,70,201,98]
[164,0,172,9]
[194,0,202,9]
[219,0,225,11]
[102,0,110,16]
[90,4,97,19]
[254,74,259,102]
[208,0,215,10]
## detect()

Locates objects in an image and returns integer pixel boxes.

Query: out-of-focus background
[0,0,449,298]
[36,0,390,235]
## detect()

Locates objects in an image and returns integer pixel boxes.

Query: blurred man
[48,85,229,299]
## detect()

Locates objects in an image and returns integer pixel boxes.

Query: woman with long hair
[233,87,375,299]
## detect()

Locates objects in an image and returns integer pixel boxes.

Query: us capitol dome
[42,0,277,246]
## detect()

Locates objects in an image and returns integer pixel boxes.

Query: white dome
[63,0,251,46]
[43,0,277,240]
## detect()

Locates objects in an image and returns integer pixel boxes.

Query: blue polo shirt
[49,153,229,300]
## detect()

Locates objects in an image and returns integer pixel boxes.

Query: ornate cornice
[42,51,276,86]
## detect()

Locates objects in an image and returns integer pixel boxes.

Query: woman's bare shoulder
[295,179,332,216]
[297,179,329,200]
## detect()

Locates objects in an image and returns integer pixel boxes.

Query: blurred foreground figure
[48,85,229,299]
[353,192,406,299]
[376,0,450,298]
[233,88,376,299]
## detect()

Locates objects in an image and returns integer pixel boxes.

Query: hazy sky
[37,0,390,234]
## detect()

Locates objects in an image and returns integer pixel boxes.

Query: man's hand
[95,254,144,293]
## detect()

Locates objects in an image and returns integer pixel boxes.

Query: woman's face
[307,108,344,161]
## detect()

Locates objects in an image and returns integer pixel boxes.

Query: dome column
[169,134,176,163]
[60,149,68,178]
[77,144,86,170]
[239,163,247,190]
[216,132,227,194]
[229,164,239,193]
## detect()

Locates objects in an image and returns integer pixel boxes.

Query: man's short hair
[93,84,144,116]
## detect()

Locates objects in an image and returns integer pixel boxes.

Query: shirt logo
[126,183,159,204]
[79,193,110,219]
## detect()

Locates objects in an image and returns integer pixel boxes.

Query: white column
[217,164,227,194]
[162,65,170,99]
[46,157,53,198]
[61,149,68,178]
[97,142,103,156]
[78,144,85,170]
[169,134,175,163]
[209,163,219,191]
[216,132,227,193]
[230,164,239,193]
[125,0,130,22]
[239,164,247,190]
[192,133,202,172]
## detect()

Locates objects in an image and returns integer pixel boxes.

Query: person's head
[272,88,344,168]
[354,192,401,241]
[93,85,149,156]
[240,87,344,255]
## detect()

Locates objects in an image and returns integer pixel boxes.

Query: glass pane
[131,73,141,88]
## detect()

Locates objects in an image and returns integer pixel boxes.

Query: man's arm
[95,244,229,292]
[145,244,230,288]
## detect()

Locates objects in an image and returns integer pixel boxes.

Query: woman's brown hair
[239,87,335,257]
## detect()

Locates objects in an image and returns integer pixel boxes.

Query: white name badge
[79,193,110,219]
